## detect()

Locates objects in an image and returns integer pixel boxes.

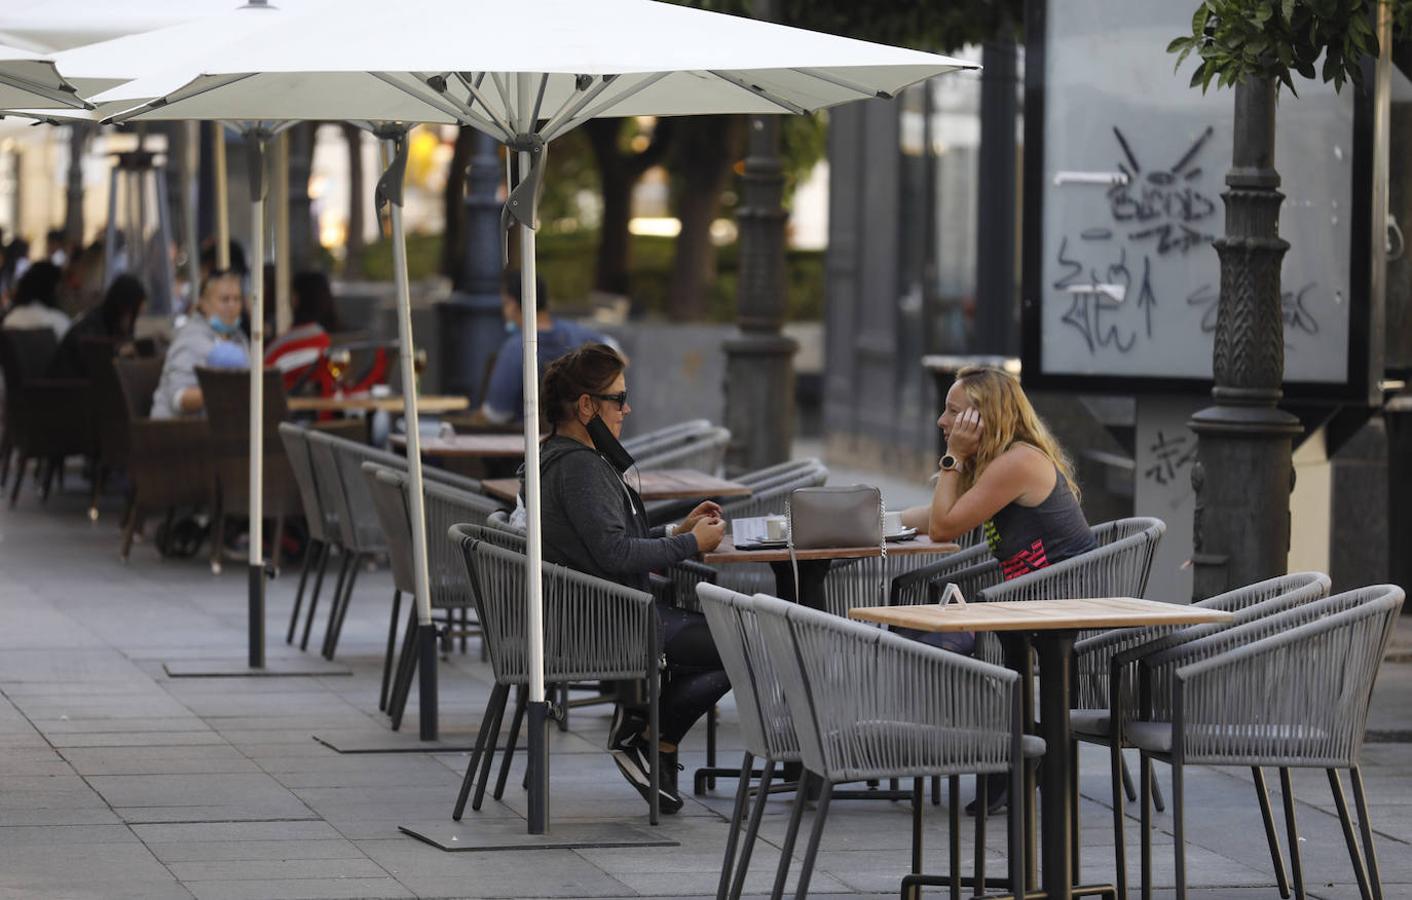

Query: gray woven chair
[449,530,665,824]
[753,591,1040,900]
[362,463,421,715]
[423,479,501,653]
[1071,571,1331,900]
[1129,585,1403,900]
[621,419,712,455]
[278,423,337,647]
[635,426,731,475]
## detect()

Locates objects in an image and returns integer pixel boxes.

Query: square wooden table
[480,468,752,506]
[849,597,1233,900]
[287,393,469,415]
[390,433,532,459]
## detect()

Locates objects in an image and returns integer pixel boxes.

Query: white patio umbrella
[76,0,975,828]
[0,41,89,110]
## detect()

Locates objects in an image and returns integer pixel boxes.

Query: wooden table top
[849,596,1234,634]
[480,468,753,505]
[391,433,532,458]
[703,535,959,566]
[287,393,469,414]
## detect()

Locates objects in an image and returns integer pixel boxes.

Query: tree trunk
[341,122,366,278]
[440,127,475,284]
[585,119,634,295]
[287,122,318,272]
[667,116,741,321]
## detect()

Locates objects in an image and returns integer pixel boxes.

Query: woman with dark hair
[264,271,341,391]
[2,261,70,339]
[536,343,727,815]
[49,275,148,379]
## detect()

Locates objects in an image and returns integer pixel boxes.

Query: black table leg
[768,559,833,610]
[999,633,1038,892]
[1036,631,1077,900]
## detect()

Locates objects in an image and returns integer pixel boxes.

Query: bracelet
[665,523,676,537]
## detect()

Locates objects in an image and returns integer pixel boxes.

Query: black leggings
[656,605,731,746]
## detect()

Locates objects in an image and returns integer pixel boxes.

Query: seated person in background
[2,262,70,339]
[265,271,338,392]
[898,365,1096,813]
[150,270,248,419]
[48,274,147,380]
[476,270,614,424]
[537,344,727,815]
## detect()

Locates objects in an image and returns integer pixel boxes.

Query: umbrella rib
[416,72,507,137]
[105,73,257,124]
[529,73,549,127]
[452,72,515,139]
[539,75,618,141]
[489,72,516,128]
[0,71,92,110]
[791,67,895,100]
[369,72,496,136]
[541,71,670,142]
[708,70,809,115]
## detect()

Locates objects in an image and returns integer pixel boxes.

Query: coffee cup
[882,510,904,535]
[765,515,789,542]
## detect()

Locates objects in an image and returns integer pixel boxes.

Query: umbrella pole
[381,129,438,740]
[247,130,268,670]
[214,122,230,270]
[520,213,549,833]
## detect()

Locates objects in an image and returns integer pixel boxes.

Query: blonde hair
[951,366,1080,499]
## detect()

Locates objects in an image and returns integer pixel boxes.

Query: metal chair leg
[1172,760,1186,900]
[1279,767,1306,900]
[647,670,660,826]
[453,682,507,820]
[388,608,421,730]
[1350,766,1384,900]
[1139,752,1153,900]
[1152,764,1166,812]
[1071,740,1081,876]
[378,589,402,712]
[948,776,960,900]
[729,759,776,900]
[324,554,362,660]
[932,773,942,806]
[910,777,925,900]
[1110,741,1128,900]
[716,751,755,900]
[792,781,833,900]
[1253,766,1291,898]
[705,704,718,792]
[770,773,810,900]
[303,549,346,651]
[472,682,510,812]
[9,455,29,507]
[493,686,528,800]
[974,772,988,899]
[1328,768,1373,900]
[286,539,319,644]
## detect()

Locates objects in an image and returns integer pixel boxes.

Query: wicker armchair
[362,464,422,717]
[752,592,1038,900]
[113,357,210,560]
[79,336,133,519]
[449,530,665,823]
[621,419,712,455]
[278,423,339,648]
[0,328,92,506]
[1128,585,1403,900]
[635,425,731,475]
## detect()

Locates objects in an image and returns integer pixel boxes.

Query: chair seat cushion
[1126,720,1333,759]
[1070,708,1110,737]
[821,720,1046,781]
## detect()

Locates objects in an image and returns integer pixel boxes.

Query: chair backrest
[0,328,59,392]
[84,342,132,466]
[362,464,417,595]
[1173,584,1403,768]
[452,528,655,685]
[1075,570,1332,711]
[424,479,508,611]
[721,463,828,520]
[621,419,712,454]
[195,366,290,449]
[735,457,824,490]
[112,356,164,419]
[977,516,1166,604]
[697,583,800,763]
[279,424,330,543]
[751,591,1021,783]
[635,426,731,475]
[307,429,395,553]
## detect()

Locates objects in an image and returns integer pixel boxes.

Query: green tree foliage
[1169,0,1412,94]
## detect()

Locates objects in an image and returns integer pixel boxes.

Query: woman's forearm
[927,470,966,540]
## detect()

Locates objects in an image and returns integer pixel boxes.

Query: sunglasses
[590,391,628,410]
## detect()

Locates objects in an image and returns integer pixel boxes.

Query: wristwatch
[939,453,961,472]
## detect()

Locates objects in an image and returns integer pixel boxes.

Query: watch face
[941,454,956,471]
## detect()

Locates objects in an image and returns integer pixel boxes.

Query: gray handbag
[786,485,886,606]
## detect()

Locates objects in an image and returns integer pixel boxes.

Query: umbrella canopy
[0,0,276,52]
[63,0,977,826]
[0,41,88,110]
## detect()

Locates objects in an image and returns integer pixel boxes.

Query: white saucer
[884,528,919,542]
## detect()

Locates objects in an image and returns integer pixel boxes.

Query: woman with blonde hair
[902,365,1095,575]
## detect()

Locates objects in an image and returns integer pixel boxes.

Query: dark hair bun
[542,343,625,426]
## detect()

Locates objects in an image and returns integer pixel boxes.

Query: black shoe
[611,737,683,815]
[965,773,1009,816]
[606,704,646,752]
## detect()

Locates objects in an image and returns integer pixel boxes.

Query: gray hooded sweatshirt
[537,434,698,593]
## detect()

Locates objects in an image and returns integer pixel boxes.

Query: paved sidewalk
[0,476,1409,899]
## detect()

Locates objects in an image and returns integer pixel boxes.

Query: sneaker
[611,737,683,815]
[606,704,646,752]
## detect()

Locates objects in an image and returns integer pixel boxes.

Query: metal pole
[186,122,202,309]
[1188,76,1301,599]
[516,72,550,836]
[247,131,268,670]
[214,122,230,270]
[723,0,797,474]
[275,132,292,334]
[382,130,438,741]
